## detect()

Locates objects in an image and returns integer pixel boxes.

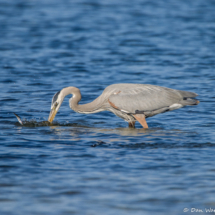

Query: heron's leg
[128,121,135,128]
[133,114,148,129]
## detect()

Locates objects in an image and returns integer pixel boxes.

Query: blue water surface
[0,0,215,214]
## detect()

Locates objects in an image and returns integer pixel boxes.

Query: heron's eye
[54,102,58,108]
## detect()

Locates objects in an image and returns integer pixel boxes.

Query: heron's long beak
[48,108,57,123]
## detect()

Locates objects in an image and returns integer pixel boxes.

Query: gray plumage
[48,83,199,128]
[107,84,198,117]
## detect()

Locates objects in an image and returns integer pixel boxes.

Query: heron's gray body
[69,84,198,122]
[48,83,199,128]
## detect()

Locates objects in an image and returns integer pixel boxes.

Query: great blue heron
[48,83,199,128]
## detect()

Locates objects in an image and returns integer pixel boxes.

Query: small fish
[13,113,23,125]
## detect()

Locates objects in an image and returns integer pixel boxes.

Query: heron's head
[48,90,63,123]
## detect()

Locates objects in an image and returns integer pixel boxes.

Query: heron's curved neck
[61,87,106,114]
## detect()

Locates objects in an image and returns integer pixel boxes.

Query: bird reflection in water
[48,124,192,147]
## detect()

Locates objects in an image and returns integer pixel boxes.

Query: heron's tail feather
[178,90,198,98]
[180,98,200,106]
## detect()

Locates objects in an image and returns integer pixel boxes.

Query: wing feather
[108,85,186,114]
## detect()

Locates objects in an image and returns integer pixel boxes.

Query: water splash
[13,113,87,127]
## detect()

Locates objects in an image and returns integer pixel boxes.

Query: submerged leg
[128,121,135,128]
[133,114,148,129]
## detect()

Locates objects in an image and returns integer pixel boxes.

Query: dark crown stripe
[52,91,61,104]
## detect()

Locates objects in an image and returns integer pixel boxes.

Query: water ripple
[0,0,215,214]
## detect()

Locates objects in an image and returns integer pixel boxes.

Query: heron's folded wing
[108,85,183,114]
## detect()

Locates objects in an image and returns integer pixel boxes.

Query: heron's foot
[128,121,135,128]
[133,114,148,129]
